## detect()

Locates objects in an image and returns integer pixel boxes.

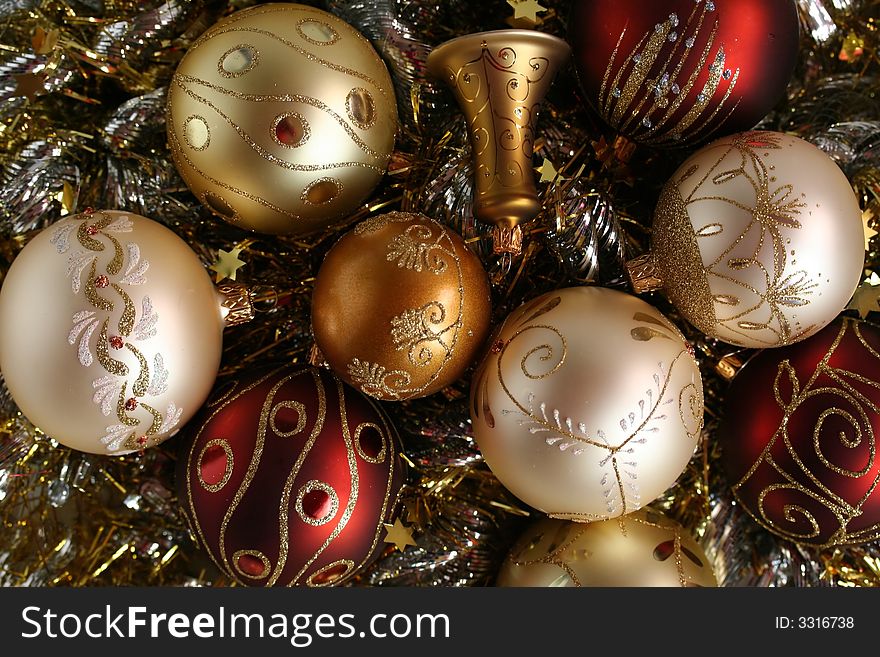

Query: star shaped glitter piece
[55,180,76,216]
[32,27,60,55]
[536,158,563,184]
[209,246,246,283]
[13,72,47,103]
[507,0,547,23]
[848,277,880,318]
[383,518,417,551]
[862,209,877,251]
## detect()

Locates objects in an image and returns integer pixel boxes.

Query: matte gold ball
[497,508,717,587]
[166,3,398,235]
[470,286,703,521]
[642,130,864,348]
[0,210,224,455]
[311,212,492,401]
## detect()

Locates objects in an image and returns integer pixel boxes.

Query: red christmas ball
[720,318,880,547]
[176,365,406,586]
[569,0,799,147]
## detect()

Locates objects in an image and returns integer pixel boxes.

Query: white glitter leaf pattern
[92,375,123,416]
[68,311,98,367]
[132,296,158,340]
[50,223,77,254]
[99,424,131,453]
[120,243,149,285]
[145,353,168,396]
[66,251,94,293]
[158,402,183,434]
[104,215,134,233]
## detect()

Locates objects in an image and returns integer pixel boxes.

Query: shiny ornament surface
[720,318,880,547]
[167,3,397,235]
[427,30,570,253]
[470,286,703,520]
[0,210,223,455]
[497,508,716,587]
[177,365,405,586]
[570,0,799,146]
[312,211,492,401]
[636,131,864,348]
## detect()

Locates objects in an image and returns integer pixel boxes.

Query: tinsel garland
[0,0,879,587]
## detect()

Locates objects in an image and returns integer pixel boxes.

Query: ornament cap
[626,252,664,294]
[492,225,524,255]
[715,352,745,381]
[309,343,328,368]
[218,282,255,327]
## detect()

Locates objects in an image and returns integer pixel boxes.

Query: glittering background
[1,0,880,587]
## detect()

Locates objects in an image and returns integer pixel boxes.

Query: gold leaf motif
[631,327,673,342]
[695,223,724,237]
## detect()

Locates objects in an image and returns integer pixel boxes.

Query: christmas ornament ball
[720,318,880,547]
[631,131,864,348]
[0,210,224,455]
[311,211,492,401]
[470,286,703,521]
[177,366,405,587]
[569,0,799,146]
[497,508,716,587]
[167,3,398,235]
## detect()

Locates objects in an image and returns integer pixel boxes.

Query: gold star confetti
[209,246,246,283]
[536,158,564,183]
[839,31,865,63]
[54,181,76,216]
[507,0,547,23]
[863,208,877,251]
[32,27,59,54]
[383,518,417,551]
[13,72,47,103]
[848,274,880,318]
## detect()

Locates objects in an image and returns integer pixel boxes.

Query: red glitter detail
[491,339,505,354]
[109,336,124,350]
[686,341,696,358]
[83,207,95,215]
[87,225,99,235]
[95,275,109,288]
[137,435,147,445]
[124,398,138,411]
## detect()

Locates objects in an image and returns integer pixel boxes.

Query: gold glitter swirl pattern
[269,400,307,438]
[51,211,179,454]
[190,8,390,100]
[197,439,235,493]
[217,44,259,78]
[344,216,469,400]
[171,75,387,165]
[505,510,715,587]
[270,370,326,586]
[655,132,815,347]
[353,211,418,235]
[597,3,741,146]
[390,302,450,367]
[475,300,701,518]
[733,319,880,547]
[232,550,272,580]
[294,480,339,527]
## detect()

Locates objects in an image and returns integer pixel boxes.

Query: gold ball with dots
[166,3,398,235]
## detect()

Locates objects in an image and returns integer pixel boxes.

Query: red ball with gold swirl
[569,0,799,147]
[176,365,405,586]
[720,317,880,548]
